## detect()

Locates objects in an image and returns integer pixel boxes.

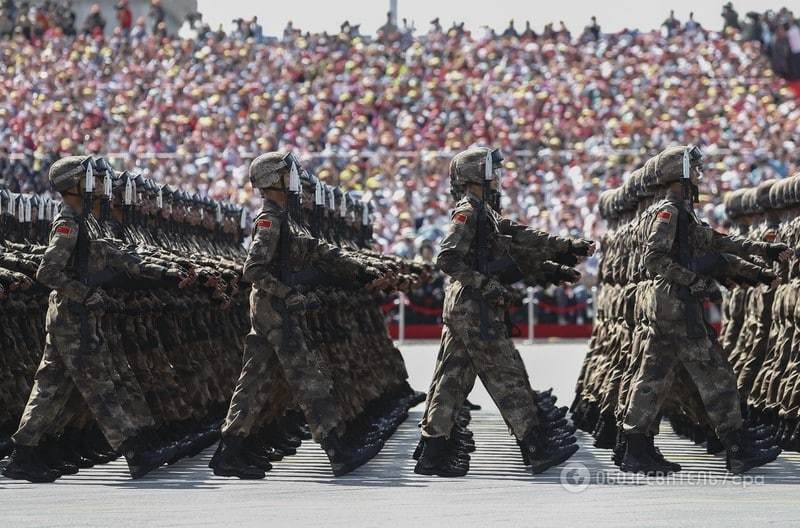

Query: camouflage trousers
[623,321,743,437]
[13,320,139,450]
[421,324,539,440]
[222,291,340,443]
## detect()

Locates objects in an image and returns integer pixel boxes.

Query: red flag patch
[765,230,777,242]
[256,219,273,230]
[453,213,468,224]
[55,225,72,235]
[657,210,672,222]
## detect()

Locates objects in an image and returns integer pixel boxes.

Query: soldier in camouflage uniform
[620,146,789,475]
[2,156,186,483]
[415,147,591,477]
[212,151,385,479]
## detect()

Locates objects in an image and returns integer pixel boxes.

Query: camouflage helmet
[653,145,703,186]
[787,174,800,208]
[642,156,659,189]
[769,178,790,210]
[755,179,776,211]
[249,151,300,190]
[724,189,747,220]
[48,155,93,192]
[741,188,761,216]
[449,147,503,189]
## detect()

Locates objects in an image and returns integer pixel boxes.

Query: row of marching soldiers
[0,152,426,483]
[572,145,791,476]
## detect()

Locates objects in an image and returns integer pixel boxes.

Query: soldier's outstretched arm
[643,204,696,286]
[35,218,90,301]
[499,217,594,261]
[435,204,484,288]
[709,228,789,263]
[104,241,186,283]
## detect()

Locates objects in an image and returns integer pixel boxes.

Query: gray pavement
[3,341,800,527]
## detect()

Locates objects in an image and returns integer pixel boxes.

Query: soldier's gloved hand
[481,277,506,305]
[570,239,595,258]
[765,243,791,263]
[304,292,322,310]
[84,288,109,309]
[757,269,780,288]
[556,266,581,284]
[688,277,713,298]
[706,282,723,303]
[285,290,306,313]
[361,265,382,283]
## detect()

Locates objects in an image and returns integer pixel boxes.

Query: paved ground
[3,341,800,527]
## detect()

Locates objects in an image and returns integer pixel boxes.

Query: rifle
[677,147,704,336]
[474,150,494,340]
[312,178,325,239]
[76,158,95,354]
[278,154,303,349]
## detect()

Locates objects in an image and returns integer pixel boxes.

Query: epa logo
[560,462,591,493]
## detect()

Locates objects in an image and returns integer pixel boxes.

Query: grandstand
[0,2,798,276]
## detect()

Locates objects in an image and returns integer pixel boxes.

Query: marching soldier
[415,147,590,477]
[2,156,184,483]
[211,151,384,479]
[620,146,789,475]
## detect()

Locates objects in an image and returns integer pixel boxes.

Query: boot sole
[530,444,580,474]
[1,466,59,483]
[212,467,265,479]
[413,465,468,477]
[619,462,675,476]
[728,454,781,475]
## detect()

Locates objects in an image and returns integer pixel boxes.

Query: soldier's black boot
[647,436,681,472]
[0,436,12,461]
[413,436,468,477]
[322,433,380,477]
[412,438,424,461]
[619,434,675,476]
[706,432,725,455]
[1,444,60,483]
[121,437,177,480]
[519,429,579,474]
[209,436,265,479]
[593,412,617,449]
[723,429,781,475]
[242,437,273,472]
[612,431,627,467]
[59,428,94,469]
[40,436,79,476]
[464,399,481,411]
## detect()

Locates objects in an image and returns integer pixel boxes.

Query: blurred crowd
[1,2,799,291]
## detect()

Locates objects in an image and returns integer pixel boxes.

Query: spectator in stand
[0,7,12,37]
[0,9,798,290]
[684,12,703,35]
[149,0,165,33]
[662,10,680,37]
[83,4,105,38]
[521,20,537,39]
[788,20,800,79]
[581,16,601,42]
[116,0,132,35]
[502,19,518,38]
[247,16,263,43]
[722,2,740,32]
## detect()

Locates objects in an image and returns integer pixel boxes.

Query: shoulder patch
[656,210,672,222]
[764,230,777,242]
[55,225,72,235]
[256,219,273,230]
[453,212,469,225]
